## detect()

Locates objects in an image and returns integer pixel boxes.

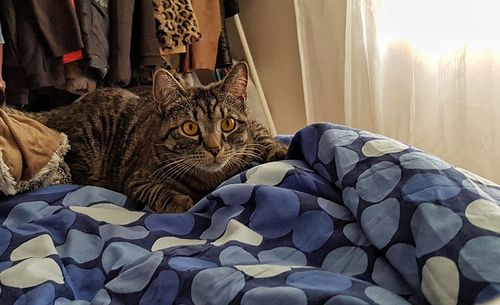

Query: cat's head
[152,62,256,174]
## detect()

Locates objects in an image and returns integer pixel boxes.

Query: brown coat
[183,0,222,71]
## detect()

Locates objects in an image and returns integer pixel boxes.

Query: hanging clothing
[0,0,83,105]
[153,0,202,55]
[0,22,4,44]
[223,0,239,18]
[183,0,222,71]
[30,0,83,57]
[106,0,162,86]
[62,0,84,64]
[74,0,110,79]
[215,0,233,69]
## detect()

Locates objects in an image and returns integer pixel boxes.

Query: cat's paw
[265,143,288,162]
[149,193,194,213]
[167,194,195,213]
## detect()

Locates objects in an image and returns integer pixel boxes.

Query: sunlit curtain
[295,0,500,183]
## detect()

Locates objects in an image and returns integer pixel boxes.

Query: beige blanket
[0,109,71,195]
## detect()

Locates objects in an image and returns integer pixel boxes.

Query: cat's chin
[202,161,227,173]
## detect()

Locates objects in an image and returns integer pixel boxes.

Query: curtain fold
[293,0,346,125]
[295,0,500,183]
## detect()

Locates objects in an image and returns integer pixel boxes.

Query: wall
[226,0,306,134]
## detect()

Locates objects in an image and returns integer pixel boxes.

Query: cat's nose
[206,146,221,157]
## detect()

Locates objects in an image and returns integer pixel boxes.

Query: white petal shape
[421,257,459,305]
[0,258,64,288]
[465,199,500,234]
[70,204,144,225]
[246,162,294,185]
[10,234,57,261]
[235,264,291,278]
[362,140,408,157]
[151,237,206,251]
[213,219,263,247]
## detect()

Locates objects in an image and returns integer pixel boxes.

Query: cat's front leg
[127,173,194,213]
[263,141,288,162]
[143,185,194,213]
[149,189,194,213]
[251,121,289,162]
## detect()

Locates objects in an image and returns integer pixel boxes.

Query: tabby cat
[28,63,287,212]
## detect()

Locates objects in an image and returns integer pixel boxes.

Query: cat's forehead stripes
[209,98,219,118]
[190,93,224,120]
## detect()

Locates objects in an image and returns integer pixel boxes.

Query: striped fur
[23,63,287,212]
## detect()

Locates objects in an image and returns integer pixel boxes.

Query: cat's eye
[221,118,236,132]
[181,121,199,136]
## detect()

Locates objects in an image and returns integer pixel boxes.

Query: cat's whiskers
[157,156,189,165]
[234,156,252,169]
[163,161,192,182]
[153,156,190,170]
[221,148,252,172]
[174,162,200,184]
[237,147,261,156]
[226,150,261,173]
[163,158,200,189]
[155,151,208,185]
[161,159,191,178]
[152,157,190,176]
[241,143,265,153]
[153,158,193,182]
[226,156,248,172]
[156,161,193,185]
[244,143,265,147]
[232,149,262,162]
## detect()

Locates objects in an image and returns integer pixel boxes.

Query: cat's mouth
[196,149,231,172]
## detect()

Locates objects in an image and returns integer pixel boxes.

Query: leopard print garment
[153,0,202,51]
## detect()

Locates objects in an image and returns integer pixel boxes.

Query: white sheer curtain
[295,0,500,183]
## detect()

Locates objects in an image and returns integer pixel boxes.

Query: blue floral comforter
[0,123,499,305]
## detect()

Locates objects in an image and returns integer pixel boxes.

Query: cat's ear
[220,62,249,100]
[153,68,186,113]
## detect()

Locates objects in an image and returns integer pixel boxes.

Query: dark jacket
[106,0,162,86]
[0,0,83,104]
[74,0,110,79]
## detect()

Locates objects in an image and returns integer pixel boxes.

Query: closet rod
[233,14,277,136]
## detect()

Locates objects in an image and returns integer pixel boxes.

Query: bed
[0,123,498,305]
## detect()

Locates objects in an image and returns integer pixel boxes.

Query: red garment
[62,0,83,64]
[63,50,83,64]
